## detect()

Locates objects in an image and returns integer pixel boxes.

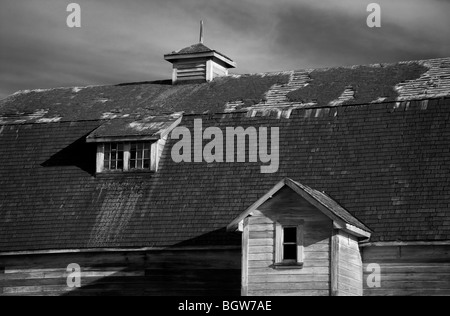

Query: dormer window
[103,143,124,171]
[282,227,298,261]
[99,142,154,172]
[129,142,151,170]
[274,222,304,267]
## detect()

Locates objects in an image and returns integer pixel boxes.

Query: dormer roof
[228,178,372,239]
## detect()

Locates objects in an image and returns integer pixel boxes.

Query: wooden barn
[1,42,450,296]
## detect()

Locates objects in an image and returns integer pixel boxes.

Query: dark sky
[1,0,449,99]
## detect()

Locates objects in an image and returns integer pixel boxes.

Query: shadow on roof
[115,79,172,87]
[41,132,97,176]
[172,228,241,248]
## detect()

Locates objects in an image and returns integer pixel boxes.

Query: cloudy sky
[1,0,449,99]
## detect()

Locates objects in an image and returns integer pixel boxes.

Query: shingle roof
[0,73,288,123]
[286,178,371,233]
[165,43,234,61]
[2,57,449,124]
[228,177,371,234]
[86,114,182,140]
[169,43,214,55]
[1,57,450,252]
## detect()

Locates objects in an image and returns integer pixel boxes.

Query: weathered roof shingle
[1,57,450,252]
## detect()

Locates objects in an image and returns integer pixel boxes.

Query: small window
[275,223,304,267]
[282,227,298,261]
[129,142,151,170]
[98,141,154,173]
[103,143,124,171]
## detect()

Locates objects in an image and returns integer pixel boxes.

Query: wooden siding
[245,186,332,296]
[0,266,3,295]
[212,62,228,78]
[0,249,241,296]
[362,245,450,296]
[336,231,363,296]
[174,61,206,82]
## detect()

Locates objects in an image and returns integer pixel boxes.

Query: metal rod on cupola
[200,20,204,44]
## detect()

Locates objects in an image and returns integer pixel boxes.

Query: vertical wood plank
[172,66,178,84]
[297,223,304,264]
[151,141,158,171]
[0,266,3,294]
[206,60,213,82]
[155,136,166,171]
[331,229,339,296]
[96,144,104,173]
[275,222,283,263]
[123,143,130,171]
[242,218,249,296]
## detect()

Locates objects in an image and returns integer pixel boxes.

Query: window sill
[96,170,155,178]
[272,262,304,270]
[124,169,155,173]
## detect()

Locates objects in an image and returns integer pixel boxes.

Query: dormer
[86,115,181,173]
[228,178,372,296]
[164,42,236,84]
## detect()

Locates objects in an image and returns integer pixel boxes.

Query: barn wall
[335,231,363,296]
[362,245,450,296]
[0,248,241,296]
[245,187,333,296]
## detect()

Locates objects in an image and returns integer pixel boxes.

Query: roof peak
[169,42,213,55]
[227,177,372,238]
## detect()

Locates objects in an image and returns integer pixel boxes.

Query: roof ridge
[291,56,450,74]
[5,57,450,99]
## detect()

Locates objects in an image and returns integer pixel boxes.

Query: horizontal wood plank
[249,231,274,239]
[239,289,329,296]
[249,274,329,284]
[249,266,329,276]
[249,282,330,291]
[248,239,274,247]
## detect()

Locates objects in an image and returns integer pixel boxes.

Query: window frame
[274,222,304,268]
[128,142,152,171]
[103,142,125,171]
[96,141,157,173]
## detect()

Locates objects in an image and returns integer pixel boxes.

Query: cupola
[164,21,236,84]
